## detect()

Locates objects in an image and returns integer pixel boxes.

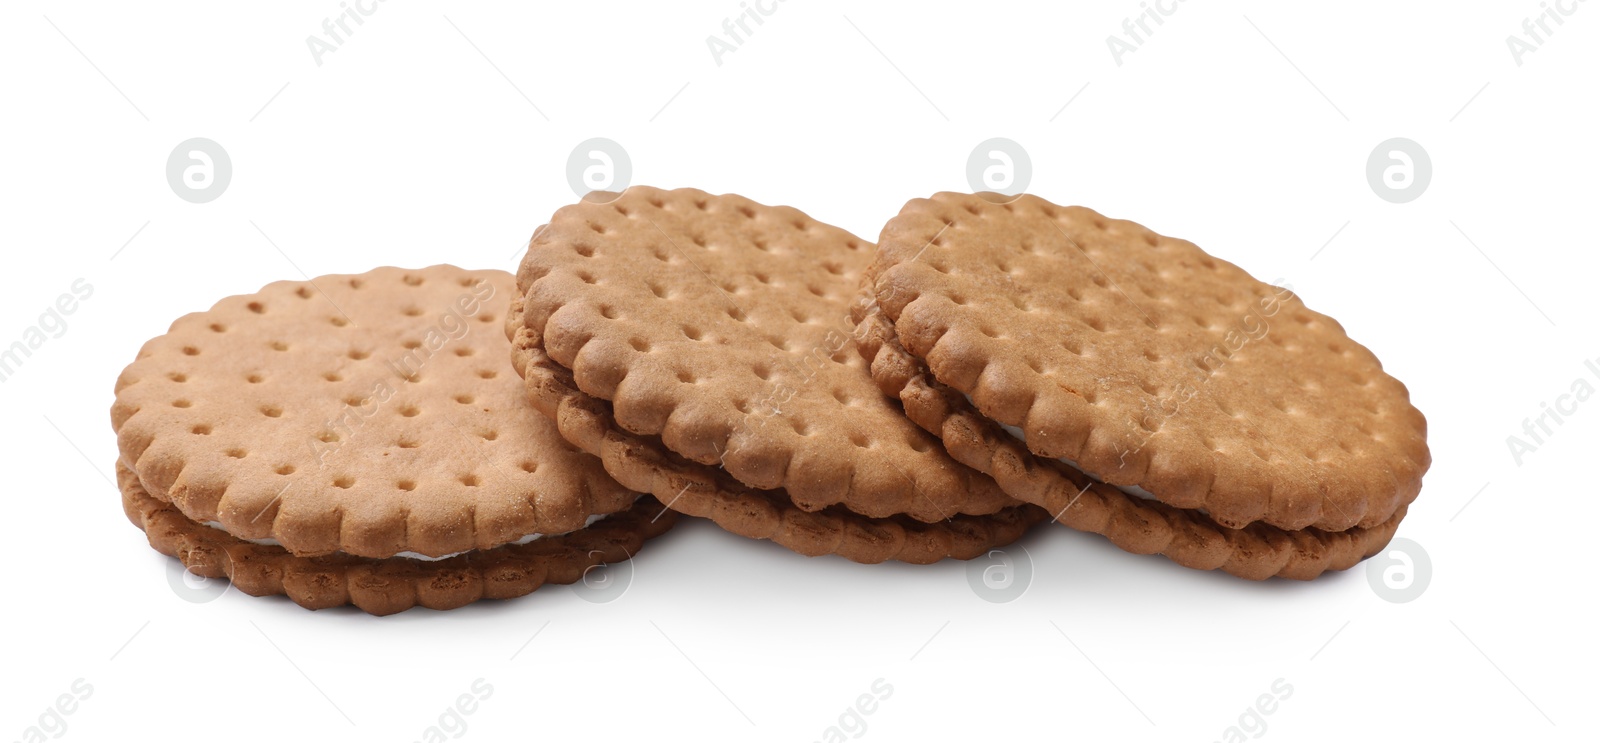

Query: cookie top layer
[855,307,1408,580]
[867,193,1429,532]
[112,265,639,559]
[515,186,1014,521]
[507,293,1046,564]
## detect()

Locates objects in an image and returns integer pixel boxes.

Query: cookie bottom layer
[119,462,675,615]
[507,303,1048,565]
[856,311,1405,580]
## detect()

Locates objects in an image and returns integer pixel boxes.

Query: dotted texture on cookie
[119,462,673,616]
[507,293,1047,564]
[867,193,1429,532]
[112,265,640,559]
[516,187,1014,521]
[856,309,1406,580]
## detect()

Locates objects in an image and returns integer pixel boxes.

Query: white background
[2,2,1594,741]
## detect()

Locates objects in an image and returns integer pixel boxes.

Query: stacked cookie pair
[508,188,1049,565]
[110,187,1428,614]
[855,193,1429,579]
[112,268,674,615]
[510,188,1427,580]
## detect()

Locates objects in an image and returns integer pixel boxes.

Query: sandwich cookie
[512,187,1047,563]
[856,193,1428,578]
[111,265,673,613]
[120,461,671,614]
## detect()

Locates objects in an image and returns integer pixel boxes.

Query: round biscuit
[507,292,1048,564]
[119,461,674,615]
[866,193,1429,532]
[515,187,1016,521]
[855,307,1407,580]
[112,265,640,559]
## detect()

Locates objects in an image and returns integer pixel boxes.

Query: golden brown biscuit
[509,293,1047,564]
[864,193,1429,533]
[514,186,1016,521]
[120,461,674,615]
[856,308,1406,580]
[112,266,641,559]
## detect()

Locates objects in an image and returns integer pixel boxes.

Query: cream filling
[201,505,622,561]
[975,396,1161,502]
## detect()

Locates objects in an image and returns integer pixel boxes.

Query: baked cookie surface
[857,309,1406,580]
[112,266,640,559]
[866,193,1429,532]
[120,461,674,615]
[515,186,1016,522]
[510,292,1047,564]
